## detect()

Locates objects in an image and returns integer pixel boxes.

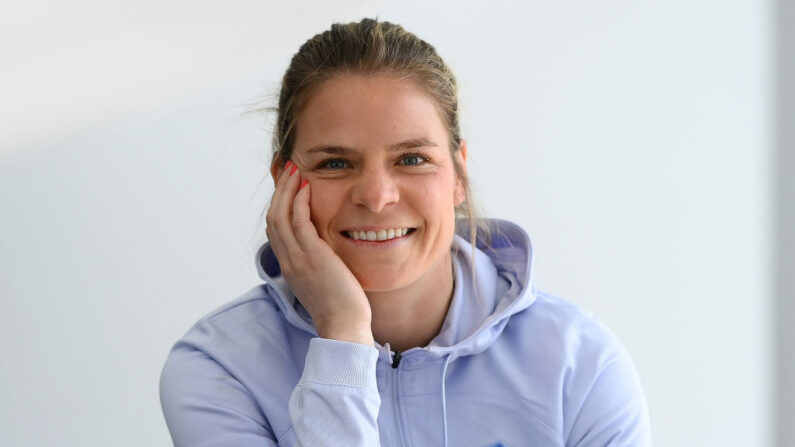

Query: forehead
[294,74,448,150]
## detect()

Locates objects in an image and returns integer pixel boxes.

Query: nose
[350,165,399,212]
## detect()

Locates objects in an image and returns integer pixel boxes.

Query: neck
[367,252,455,352]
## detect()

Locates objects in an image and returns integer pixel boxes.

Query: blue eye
[401,155,425,166]
[323,159,348,170]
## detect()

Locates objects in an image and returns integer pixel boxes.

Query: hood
[255,218,536,360]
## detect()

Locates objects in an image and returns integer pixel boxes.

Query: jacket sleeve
[289,337,382,446]
[565,346,653,447]
[160,337,381,447]
[160,341,281,446]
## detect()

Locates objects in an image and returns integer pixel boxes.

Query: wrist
[316,319,374,346]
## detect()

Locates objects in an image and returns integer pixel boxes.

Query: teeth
[346,228,410,241]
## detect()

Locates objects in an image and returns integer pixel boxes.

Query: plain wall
[0,1,776,445]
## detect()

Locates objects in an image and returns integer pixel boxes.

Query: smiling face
[289,74,466,292]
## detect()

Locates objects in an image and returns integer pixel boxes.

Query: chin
[350,266,408,292]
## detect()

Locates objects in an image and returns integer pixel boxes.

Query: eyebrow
[304,137,438,155]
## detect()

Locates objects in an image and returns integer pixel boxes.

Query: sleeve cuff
[301,337,379,389]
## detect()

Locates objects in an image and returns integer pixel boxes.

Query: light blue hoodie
[160,219,651,446]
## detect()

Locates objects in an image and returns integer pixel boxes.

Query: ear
[454,139,468,206]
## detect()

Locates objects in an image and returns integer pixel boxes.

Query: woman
[160,18,651,446]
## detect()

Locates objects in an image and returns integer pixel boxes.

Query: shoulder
[508,290,651,445]
[179,285,290,344]
[159,285,297,445]
[164,284,307,367]
[159,284,308,402]
[159,284,308,444]
[196,284,281,327]
[509,290,625,365]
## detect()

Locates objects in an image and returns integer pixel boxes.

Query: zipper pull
[391,350,402,368]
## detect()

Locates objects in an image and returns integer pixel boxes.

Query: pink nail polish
[290,164,298,176]
[284,160,292,171]
[299,179,308,189]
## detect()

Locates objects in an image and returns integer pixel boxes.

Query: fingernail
[299,179,308,189]
[284,160,292,171]
[290,164,298,176]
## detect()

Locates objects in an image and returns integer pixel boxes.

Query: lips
[343,228,415,241]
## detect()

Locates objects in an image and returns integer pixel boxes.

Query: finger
[267,162,302,254]
[266,162,289,223]
[265,223,289,264]
[265,162,289,244]
[265,210,292,268]
[268,161,293,216]
[292,179,320,249]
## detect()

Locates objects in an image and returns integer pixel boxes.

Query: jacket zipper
[391,350,402,368]
[391,350,407,447]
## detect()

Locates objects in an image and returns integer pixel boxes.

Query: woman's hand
[266,162,374,347]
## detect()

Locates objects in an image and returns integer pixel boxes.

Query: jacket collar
[255,218,536,359]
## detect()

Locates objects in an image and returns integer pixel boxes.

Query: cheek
[411,175,458,220]
[307,182,344,233]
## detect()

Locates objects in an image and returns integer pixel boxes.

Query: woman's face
[289,74,466,292]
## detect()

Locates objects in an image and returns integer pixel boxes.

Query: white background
[0,1,781,445]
